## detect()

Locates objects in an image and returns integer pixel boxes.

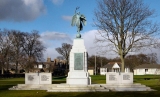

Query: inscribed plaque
[74,53,83,70]
[109,75,116,81]
[123,75,130,80]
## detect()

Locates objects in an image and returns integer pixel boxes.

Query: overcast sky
[0,0,160,62]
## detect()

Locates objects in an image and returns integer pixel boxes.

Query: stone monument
[67,7,91,85]
[25,73,52,84]
[9,7,154,92]
[106,72,133,84]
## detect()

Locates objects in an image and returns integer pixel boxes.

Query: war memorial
[9,8,154,92]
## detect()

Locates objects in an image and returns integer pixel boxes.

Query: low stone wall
[106,72,133,84]
[25,73,52,84]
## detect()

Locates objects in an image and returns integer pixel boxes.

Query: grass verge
[0,75,160,97]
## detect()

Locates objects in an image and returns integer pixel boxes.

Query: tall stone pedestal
[67,38,91,85]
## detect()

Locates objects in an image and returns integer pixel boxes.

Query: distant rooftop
[134,64,160,69]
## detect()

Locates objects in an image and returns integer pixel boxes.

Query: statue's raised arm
[71,7,87,38]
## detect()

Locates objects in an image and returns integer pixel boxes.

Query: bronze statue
[71,7,86,38]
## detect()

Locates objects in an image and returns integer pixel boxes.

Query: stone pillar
[67,38,91,85]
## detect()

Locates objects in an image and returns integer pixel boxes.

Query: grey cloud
[62,15,72,21]
[40,31,72,58]
[52,0,64,5]
[0,0,46,22]
[41,31,72,43]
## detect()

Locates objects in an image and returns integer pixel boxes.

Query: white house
[88,67,94,75]
[100,62,130,75]
[134,64,160,75]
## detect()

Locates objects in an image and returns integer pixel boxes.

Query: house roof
[134,64,160,69]
[101,62,121,68]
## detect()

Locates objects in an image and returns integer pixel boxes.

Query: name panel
[74,53,83,70]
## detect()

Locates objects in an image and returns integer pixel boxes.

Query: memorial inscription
[41,75,49,81]
[74,53,83,70]
[123,75,130,80]
[109,75,116,81]
[28,75,34,81]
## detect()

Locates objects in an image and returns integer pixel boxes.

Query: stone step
[9,85,51,90]
[109,87,152,91]
[103,83,142,86]
[102,85,146,88]
[51,87,107,90]
[56,85,89,87]
[47,88,109,92]
[47,84,109,92]
[51,84,105,88]
[47,89,96,92]
[9,83,154,92]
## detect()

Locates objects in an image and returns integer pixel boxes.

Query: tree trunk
[120,55,125,72]
[1,63,4,74]
[7,60,9,72]
[15,61,18,74]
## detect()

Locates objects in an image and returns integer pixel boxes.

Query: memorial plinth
[106,72,133,85]
[25,73,52,84]
[67,38,91,85]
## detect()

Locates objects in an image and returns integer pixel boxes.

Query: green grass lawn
[0,75,160,97]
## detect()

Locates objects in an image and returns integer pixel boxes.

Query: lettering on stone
[109,75,116,81]
[123,75,130,80]
[28,75,34,81]
[74,53,83,70]
[41,75,49,81]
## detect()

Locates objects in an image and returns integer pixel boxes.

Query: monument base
[106,72,133,84]
[25,73,52,84]
[9,72,155,91]
[9,83,155,92]
[67,71,91,85]
[66,38,91,85]
[104,72,154,91]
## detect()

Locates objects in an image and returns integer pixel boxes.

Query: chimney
[47,57,51,62]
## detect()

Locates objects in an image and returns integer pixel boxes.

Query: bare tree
[125,53,158,71]
[88,55,109,67]
[10,30,25,73]
[57,56,64,60]
[94,0,160,72]
[22,30,46,72]
[55,43,72,67]
[0,30,12,74]
[0,29,45,73]
[147,53,158,64]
